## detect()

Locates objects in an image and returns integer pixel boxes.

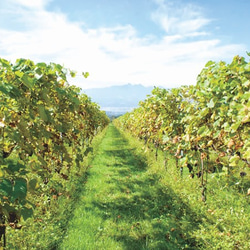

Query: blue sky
[0,0,249,89]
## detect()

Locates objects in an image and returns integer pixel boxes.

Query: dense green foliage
[0,58,109,248]
[61,123,250,249]
[117,55,250,192]
[1,54,250,249]
[115,55,250,249]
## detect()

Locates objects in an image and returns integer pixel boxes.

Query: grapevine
[116,55,250,201]
[0,58,109,246]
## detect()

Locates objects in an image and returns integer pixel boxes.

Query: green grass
[5,122,249,249]
[59,124,201,249]
[59,123,250,250]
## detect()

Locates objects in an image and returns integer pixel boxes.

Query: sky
[0,0,249,89]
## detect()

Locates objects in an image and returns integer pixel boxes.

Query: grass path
[59,124,197,250]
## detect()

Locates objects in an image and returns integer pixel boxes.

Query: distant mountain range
[82,84,155,116]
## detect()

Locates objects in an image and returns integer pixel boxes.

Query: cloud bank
[0,0,245,89]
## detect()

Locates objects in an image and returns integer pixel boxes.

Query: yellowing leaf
[242,115,250,123]
[229,155,240,167]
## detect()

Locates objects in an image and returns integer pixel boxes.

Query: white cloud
[151,0,211,36]
[0,0,246,90]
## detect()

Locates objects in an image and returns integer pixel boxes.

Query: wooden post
[200,152,206,203]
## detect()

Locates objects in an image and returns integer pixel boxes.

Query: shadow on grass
[90,125,204,249]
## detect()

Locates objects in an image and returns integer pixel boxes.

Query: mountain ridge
[82,83,155,109]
